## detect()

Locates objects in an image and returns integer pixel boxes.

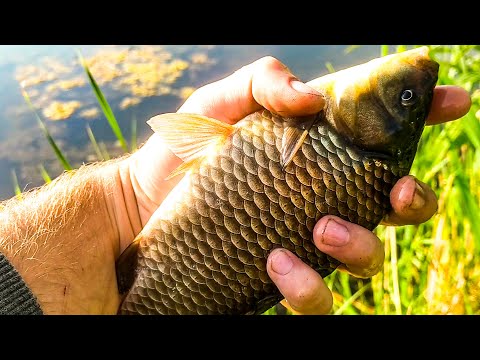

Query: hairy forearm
[0,157,140,314]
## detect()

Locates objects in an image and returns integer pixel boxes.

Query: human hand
[125,55,471,315]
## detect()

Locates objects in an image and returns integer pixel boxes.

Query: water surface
[0,45,381,200]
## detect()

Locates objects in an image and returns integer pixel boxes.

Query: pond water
[0,45,382,200]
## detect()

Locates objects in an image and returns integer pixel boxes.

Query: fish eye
[401,89,417,106]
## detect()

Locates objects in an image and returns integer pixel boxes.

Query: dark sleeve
[0,252,43,315]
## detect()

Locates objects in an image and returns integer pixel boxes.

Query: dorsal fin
[281,114,318,168]
[147,113,235,179]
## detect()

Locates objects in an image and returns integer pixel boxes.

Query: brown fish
[116,47,439,315]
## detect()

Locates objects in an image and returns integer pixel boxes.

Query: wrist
[0,162,121,313]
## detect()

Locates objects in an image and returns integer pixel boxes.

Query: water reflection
[0,45,381,200]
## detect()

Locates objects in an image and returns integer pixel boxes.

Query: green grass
[17,45,480,315]
[10,169,22,200]
[77,50,129,152]
[20,85,72,171]
[331,45,480,315]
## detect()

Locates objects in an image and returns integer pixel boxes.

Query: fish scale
[119,109,400,315]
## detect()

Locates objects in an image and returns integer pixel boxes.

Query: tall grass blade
[86,124,107,161]
[76,50,129,152]
[381,45,389,57]
[344,45,360,54]
[325,62,335,73]
[20,85,72,171]
[453,163,480,249]
[387,226,402,314]
[10,169,22,200]
[99,143,111,160]
[38,164,52,184]
[334,282,371,315]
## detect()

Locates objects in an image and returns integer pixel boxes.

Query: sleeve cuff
[0,252,43,315]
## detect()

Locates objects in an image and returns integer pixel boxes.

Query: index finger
[426,85,471,125]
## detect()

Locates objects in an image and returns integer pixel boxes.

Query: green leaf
[344,45,360,54]
[10,169,22,200]
[86,124,107,161]
[325,61,335,73]
[76,49,129,152]
[99,142,111,160]
[20,86,72,171]
[334,282,371,315]
[381,45,389,57]
[39,164,52,184]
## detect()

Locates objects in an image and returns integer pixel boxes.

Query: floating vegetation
[17,67,57,87]
[176,86,196,100]
[79,107,100,119]
[46,77,86,92]
[119,97,141,110]
[14,45,216,121]
[43,100,82,121]
[119,59,189,92]
[191,53,210,64]
[16,58,71,87]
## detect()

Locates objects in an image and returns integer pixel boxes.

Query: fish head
[308,46,439,170]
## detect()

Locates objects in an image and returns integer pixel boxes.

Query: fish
[116,46,439,315]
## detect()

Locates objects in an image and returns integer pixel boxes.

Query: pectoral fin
[281,114,318,168]
[147,113,235,179]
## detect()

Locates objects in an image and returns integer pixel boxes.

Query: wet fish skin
[116,47,439,315]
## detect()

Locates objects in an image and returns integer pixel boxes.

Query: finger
[179,56,325,123]
[267,248,333,315]
[313,215,385,278]
[426,85,471,125]
[381,175,438,226]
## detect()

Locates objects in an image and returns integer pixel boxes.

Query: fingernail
[291,80,322,96]
[270,249,293,275]
[322,219,350,246]
[411,181,426,210]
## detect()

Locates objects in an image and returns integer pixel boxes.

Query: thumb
[179,56,325,123]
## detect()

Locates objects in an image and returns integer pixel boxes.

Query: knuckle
[256,55,282,68]
[252,56,288,75]
[232,56,282,77]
